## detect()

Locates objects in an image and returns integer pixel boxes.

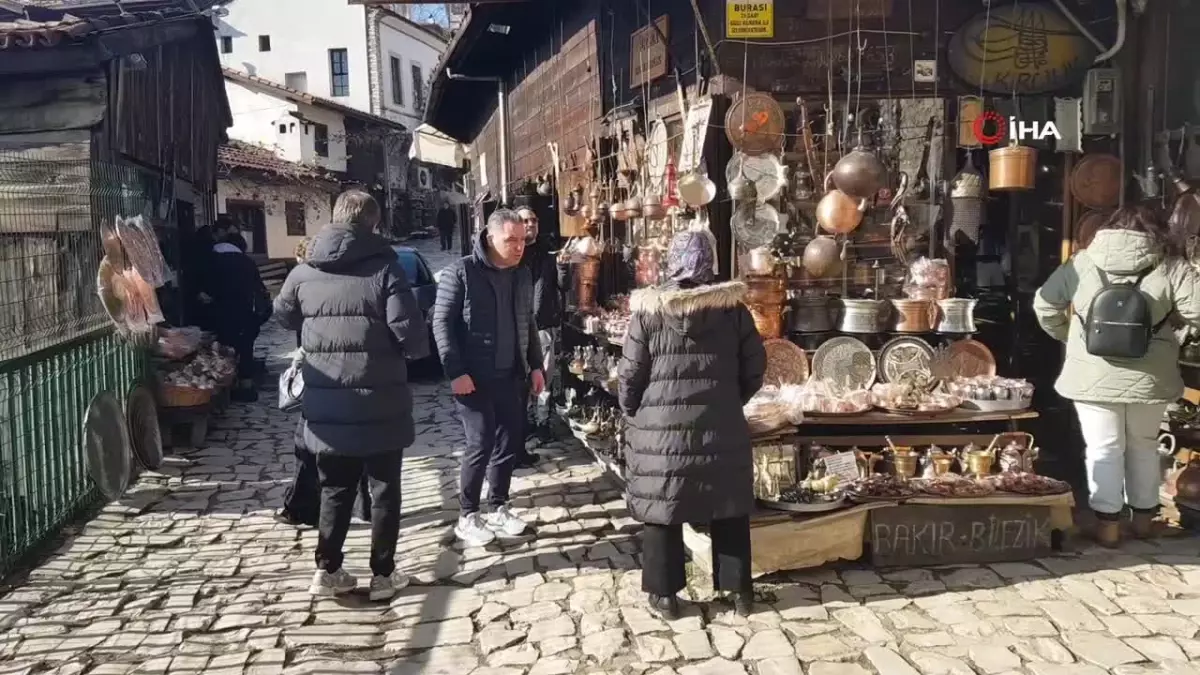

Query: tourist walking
[209,227,271,403]
[437,200,457,252]
[433,208,545,547]
[1035,204,1200,547]
[618,230,765,620]
[275,189,428,600]
[517,206,561,458]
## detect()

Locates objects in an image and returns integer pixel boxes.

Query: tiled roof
[0,7,192,50]
[218,141,334,183]
[223,67,407,132]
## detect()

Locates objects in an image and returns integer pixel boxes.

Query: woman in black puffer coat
[618,230,766,620]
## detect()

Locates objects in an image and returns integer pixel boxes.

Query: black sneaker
[515,452,540,469]
[733,592,753,617]
[647,594,680,621]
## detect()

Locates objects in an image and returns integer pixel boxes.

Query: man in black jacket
[433,208,544,547]
[516,206,560,457]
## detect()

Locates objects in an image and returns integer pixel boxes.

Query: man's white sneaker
[455,513,497,547]
[309,568,357,597]
[369,572,410,601]
[485,505,527,537]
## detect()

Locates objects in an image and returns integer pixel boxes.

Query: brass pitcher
[892,447,920,479]
[962,446,996,477]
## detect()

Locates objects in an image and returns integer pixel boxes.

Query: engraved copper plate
[939,339,997,379]
[878,336,935,383]
[811,336,877,390]
[1070,153,1122,209]
[725,92,785,156]
[763,338,809,386]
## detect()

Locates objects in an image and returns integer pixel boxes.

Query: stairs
[256,259,289,297]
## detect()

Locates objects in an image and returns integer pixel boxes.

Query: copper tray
[763,338,809,385]
[725,92,785,156]
[1071,153,1122,209]
[811,336,877,389]
[941,339,996,379]
[877,405,959,418]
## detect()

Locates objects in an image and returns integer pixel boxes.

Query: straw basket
[158,383,213,408]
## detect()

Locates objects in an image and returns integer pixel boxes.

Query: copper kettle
[802,235,840,277]
[816,189,865,234]
[829,146,886,204]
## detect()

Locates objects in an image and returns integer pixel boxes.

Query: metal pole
[498,81,510,206]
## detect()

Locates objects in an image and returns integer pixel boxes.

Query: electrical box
[1083,68,1122,135]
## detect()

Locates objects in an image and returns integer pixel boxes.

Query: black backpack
[1077,267,1169,359]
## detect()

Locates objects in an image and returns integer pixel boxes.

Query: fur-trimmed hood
[629,281,747,339]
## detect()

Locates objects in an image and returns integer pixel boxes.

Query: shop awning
[408,123,466,169]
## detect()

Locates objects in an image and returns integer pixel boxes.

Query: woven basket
[158,383,213,408]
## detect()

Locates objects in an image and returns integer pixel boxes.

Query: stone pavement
[3,237,1200,674]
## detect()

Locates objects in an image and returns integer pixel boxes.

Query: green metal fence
[0,148,154,577]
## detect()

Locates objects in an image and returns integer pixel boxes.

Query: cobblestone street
[2,238,1200,675]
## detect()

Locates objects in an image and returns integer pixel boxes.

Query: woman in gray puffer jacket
[619,230,766,620]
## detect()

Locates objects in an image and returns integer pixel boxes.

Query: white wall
[377,14,445,130]
[217,180,333,260]
[224,80,348,173]
[216,0,371,113]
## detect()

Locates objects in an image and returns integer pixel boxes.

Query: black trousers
[315,451,402,577]
[439,228,454,251]
[641,516,752,597]
[283,419,371,525]
[456,374,524,514]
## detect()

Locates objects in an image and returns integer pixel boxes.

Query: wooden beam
[0,20,198,76]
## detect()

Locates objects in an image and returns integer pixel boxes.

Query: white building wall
[223,80,348,174]
[377,14,445,130]
[216,180,333,260]
[215,0,371,113]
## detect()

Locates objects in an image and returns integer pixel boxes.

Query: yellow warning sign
[727,1,774,39]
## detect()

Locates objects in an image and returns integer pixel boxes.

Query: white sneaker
[455,513,497,547]
[309,568,357,597]
[369,572,410,601]
[485,505,527,537]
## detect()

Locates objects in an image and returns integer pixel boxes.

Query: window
[411,63,425,112]
[328,48,349,97]
[389,56,404,106]
[278,124,287,134]
[285,202,307,236]
[313,123,329,157]
[285,72,308,92]
[258,35,271,51]
[219,36,233,54]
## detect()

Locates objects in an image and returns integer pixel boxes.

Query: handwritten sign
[631,16,670,89]
[727,1,774,39]
[947,4,1098,95]
[822,452,860,484]
[870,505,1055,566]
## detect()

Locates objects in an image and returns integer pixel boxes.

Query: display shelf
[800,409,1038,427]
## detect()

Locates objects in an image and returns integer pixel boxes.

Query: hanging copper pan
[725,92,785,156]
[816,189,865,234]
[1070,153,1122,209]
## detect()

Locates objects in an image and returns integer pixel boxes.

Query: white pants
[1074,401,1168,515]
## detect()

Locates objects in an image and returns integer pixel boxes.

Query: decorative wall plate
[1070,153,1122,209]
[811,336,877,390]
[937,339,997,379]
[725,92,785,156]
[726,152,787,203]
[83,391,132,500]
[763,338,809,386]
[878,336,935,384]
[732,203,780,249]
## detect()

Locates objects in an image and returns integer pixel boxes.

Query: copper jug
[576,258,602,313]
[745,276,787,339]
[829,146,886,203]
[816,190,865,234]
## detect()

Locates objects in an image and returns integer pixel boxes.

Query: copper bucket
[577,258,601,313]
[988,142,1037,191]
[745,277,787,339]
[892,299,938,333]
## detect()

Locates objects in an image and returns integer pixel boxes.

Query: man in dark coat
[275,189,428,601]
[436,200,457,252]
[209,234,270,402]
[618,230,766,620]
[433,208,544,547]
[516,206,560,459]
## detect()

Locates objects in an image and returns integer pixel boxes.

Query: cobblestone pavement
[4,237,1200,674]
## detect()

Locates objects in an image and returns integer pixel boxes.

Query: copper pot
[1173,452,1200,504]
[745,276,787,339]
[829,146,886,203]
[623,198,642,219]
[576,258,601,312]
[891,299,938,333]
[642,195,666,220]
[789,294,838,333]
[802,236,840,277]
[989,142,1037,191]
[816,190,865,234]
[609,203,627,221]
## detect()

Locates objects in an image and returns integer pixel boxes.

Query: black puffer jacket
[433,230,543,380]
[618,281,766,525]
[274,224,428,457]
[522,238,561,331]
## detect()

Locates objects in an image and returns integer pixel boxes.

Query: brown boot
[1131,512,1166,539]
[1094,520,1121,548]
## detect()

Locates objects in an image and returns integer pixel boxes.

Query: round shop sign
[947,4,1098,95]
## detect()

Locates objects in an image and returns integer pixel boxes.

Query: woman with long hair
[1035,204,1200,547]
[618,231,765,619]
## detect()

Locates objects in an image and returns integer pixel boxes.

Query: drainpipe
[446,70,509,206]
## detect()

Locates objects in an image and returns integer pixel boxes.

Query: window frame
[313,123,329,158]
[258,35,271,52]
[410,61,426,113]
[219,36,233,54]
[328,48,350,98]
[284,201,307,237]
[389,55,404,107]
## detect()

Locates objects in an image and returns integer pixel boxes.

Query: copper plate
[943,339,997,379]
[1070,154,1122,209]
[811,336,877,390]
[725,92,785,156]
[763,338,809,386]
[878,336,935,383]
[1073,209,1111,252]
